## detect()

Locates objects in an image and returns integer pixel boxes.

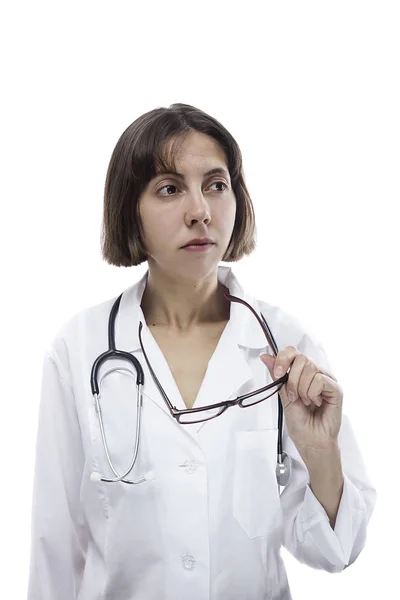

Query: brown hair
[100,103,257,267]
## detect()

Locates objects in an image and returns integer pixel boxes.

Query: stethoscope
[90,292,292,487]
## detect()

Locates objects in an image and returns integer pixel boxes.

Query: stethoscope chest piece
[276,451,292,487]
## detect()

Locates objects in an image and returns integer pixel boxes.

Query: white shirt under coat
[27,265,377,600]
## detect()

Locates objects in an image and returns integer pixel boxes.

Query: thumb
[259,353,276,377]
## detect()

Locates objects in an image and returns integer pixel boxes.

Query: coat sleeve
[27,348,87,599]
[279,329,377,573]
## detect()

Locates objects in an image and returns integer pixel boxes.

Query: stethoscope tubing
[93,369,145,484]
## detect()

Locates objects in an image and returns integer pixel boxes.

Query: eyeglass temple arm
[224,293,285,456]
[223,293,280,356]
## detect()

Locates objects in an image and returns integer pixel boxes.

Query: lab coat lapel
[113,274,179,422]
[190,322,253,434]
[191,279,272,434]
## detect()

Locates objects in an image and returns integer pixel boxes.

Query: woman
[27,103,377,599]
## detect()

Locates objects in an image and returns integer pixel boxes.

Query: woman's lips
[182,243,215,252]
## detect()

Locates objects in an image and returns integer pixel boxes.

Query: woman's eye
[157,184,178,196]
[210,181,228,192]
[157,181,227,196]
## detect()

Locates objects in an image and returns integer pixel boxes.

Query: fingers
[282,354,316,406]
[273,346,298,379]
[298,358,322,405]
[272,346,339,407]
[273,347,324,406]
[273,346,336,383]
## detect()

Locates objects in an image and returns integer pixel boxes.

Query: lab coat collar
[114,265,270,433]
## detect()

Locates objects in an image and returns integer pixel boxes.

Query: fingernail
[274,366,283,378]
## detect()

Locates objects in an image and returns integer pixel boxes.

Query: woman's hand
[260,346,343,452]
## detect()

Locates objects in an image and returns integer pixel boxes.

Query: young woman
[27,103,376,600]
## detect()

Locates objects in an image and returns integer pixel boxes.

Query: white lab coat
[27,265,377,600]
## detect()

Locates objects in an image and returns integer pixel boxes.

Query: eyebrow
[154,167,230,180]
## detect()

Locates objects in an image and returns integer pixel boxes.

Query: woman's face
[138,131,237,281]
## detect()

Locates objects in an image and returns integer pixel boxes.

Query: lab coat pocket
[232,429,282,539]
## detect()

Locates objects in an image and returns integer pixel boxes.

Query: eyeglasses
[138,293,289,425]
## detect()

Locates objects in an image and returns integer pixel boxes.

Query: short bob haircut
[101,103,257,267]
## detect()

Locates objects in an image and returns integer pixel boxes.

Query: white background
[1,1,399,597]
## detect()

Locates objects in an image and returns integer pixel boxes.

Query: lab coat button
[181,554,196,570]
[178,460,198,474]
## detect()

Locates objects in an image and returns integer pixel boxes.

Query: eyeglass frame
[137,292,289,427]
